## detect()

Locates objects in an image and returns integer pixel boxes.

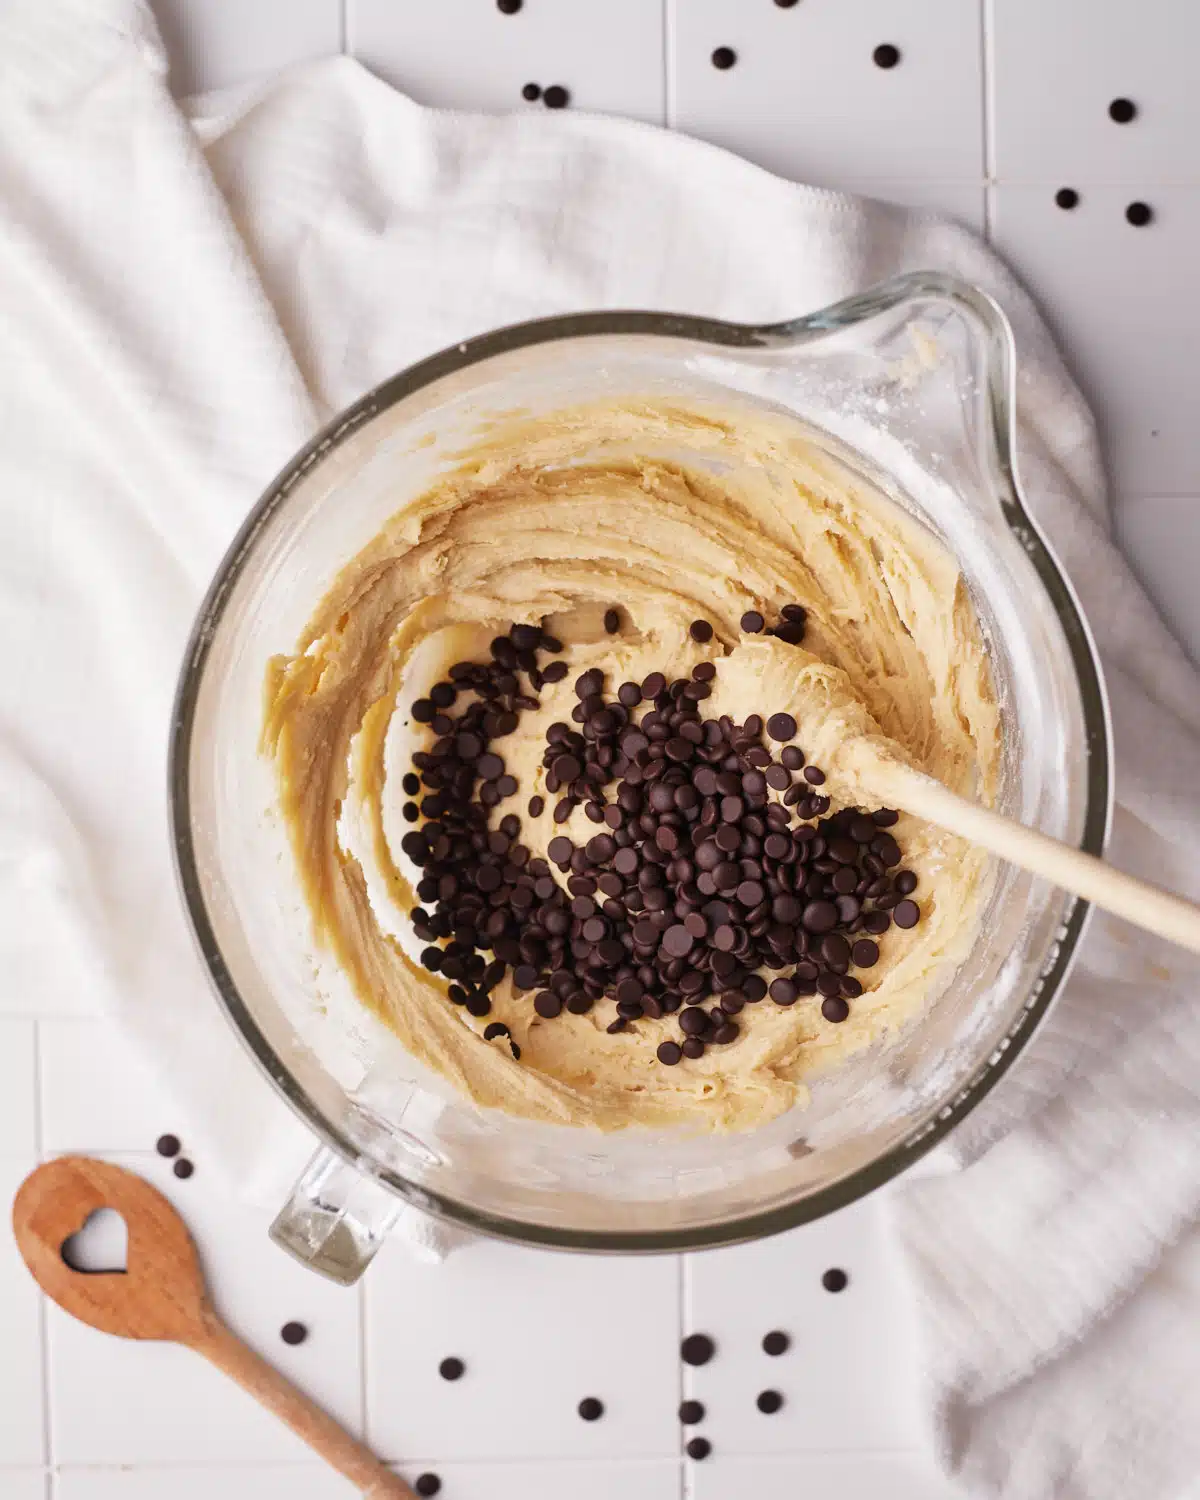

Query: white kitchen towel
[2,1,1198,1494]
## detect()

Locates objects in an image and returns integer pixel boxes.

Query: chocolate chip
[679,1399,706,1424]
[780,746,805,770]
[657,1040,683,1066]
[803,765,826,785]
[766,713,796,742]
[155,1134,180,1158]
[892,899,920,928]
[762,1330,790,1356]
[686,1437,712,1460]
[1055,187,1079,210]
[172,1159,194,1179]
[822,1267,848,1293]
[873,42,900,67]
[415,1476,441,1498]
[642,671,666,699]
[894,869,917,895]
[542,661,569,683]
[578,1396,604,1420]
[1126,200,1154,227]
[711,46,736,69]
[689,619,713,643]
[802,899,838,933]
[821,995,849,1023]
[663,924,696,958]
[740,610,764,632]
[543,84,570,109]
[439,1356,465,1380]
[1109,97,1137,123]
[769,978,798,1006]
[280,1321,307,1346]
[851,938,879,967]
[604,608,620,634]
[681,1333,715,1365]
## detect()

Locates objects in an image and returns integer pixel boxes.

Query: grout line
[662,0,676,131]
[358,1271,369,1445]
[339,0,349,57]
[981,0,996,241]
[677,1251,689,1500]
[31,1023,54,1490]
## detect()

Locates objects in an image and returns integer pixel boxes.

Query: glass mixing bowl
[170,271,1110,1283]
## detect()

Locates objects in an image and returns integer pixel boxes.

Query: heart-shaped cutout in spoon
[60,1206,128,1275]
[13,1157,414,1497]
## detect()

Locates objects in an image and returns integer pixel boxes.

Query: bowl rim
[169,270,1113,1252]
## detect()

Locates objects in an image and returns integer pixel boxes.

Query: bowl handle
[268,1147,404,1285]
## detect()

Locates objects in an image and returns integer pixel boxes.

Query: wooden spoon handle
[191,1311,415,1498]
[879,763,1200,956]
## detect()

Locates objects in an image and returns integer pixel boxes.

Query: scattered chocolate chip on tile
[578,1396,605,1420]
[679,1399,706,1424]
[155,1134,180,1159]
[686,1436,712,1460]
[762,1330,790,1356]
[415,1475,441,1497]
[439,1356,466,1380]
[172,1158,194,1180]
[280,1321,307,1346]
[822,1267,849,1293]
[757,1388,784,1414]
[681,1332,716,1366]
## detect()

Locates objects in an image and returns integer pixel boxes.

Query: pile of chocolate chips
[401,614,920,1064]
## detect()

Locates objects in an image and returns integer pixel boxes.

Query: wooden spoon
[12,1157,414,1499]
[865,758,1200,957]
[741,642,1200,956]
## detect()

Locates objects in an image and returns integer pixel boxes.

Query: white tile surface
[365,1235,681,1463]
[45,1153,362,1466]
[55,1466,354,1500]
[683,1196,925,1455]
[348,0,665,123]
[991,182,1200,497]
[0,1157,47,1470]
[56,1459,681,1500]
[689,1453,963,1500]
[395,1460,681,1500]
[671,0,982,183]
[992,0,1200,183]
[1116,497,1200,665]
[0,1020,37,1157]
[39,1021,183,1156]
[150,0,341,97]
[0,1473,46,1500]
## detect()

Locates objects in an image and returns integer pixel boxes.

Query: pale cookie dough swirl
[263,398,1000,1132]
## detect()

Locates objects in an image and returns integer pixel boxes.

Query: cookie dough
[263,398,999,1131]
